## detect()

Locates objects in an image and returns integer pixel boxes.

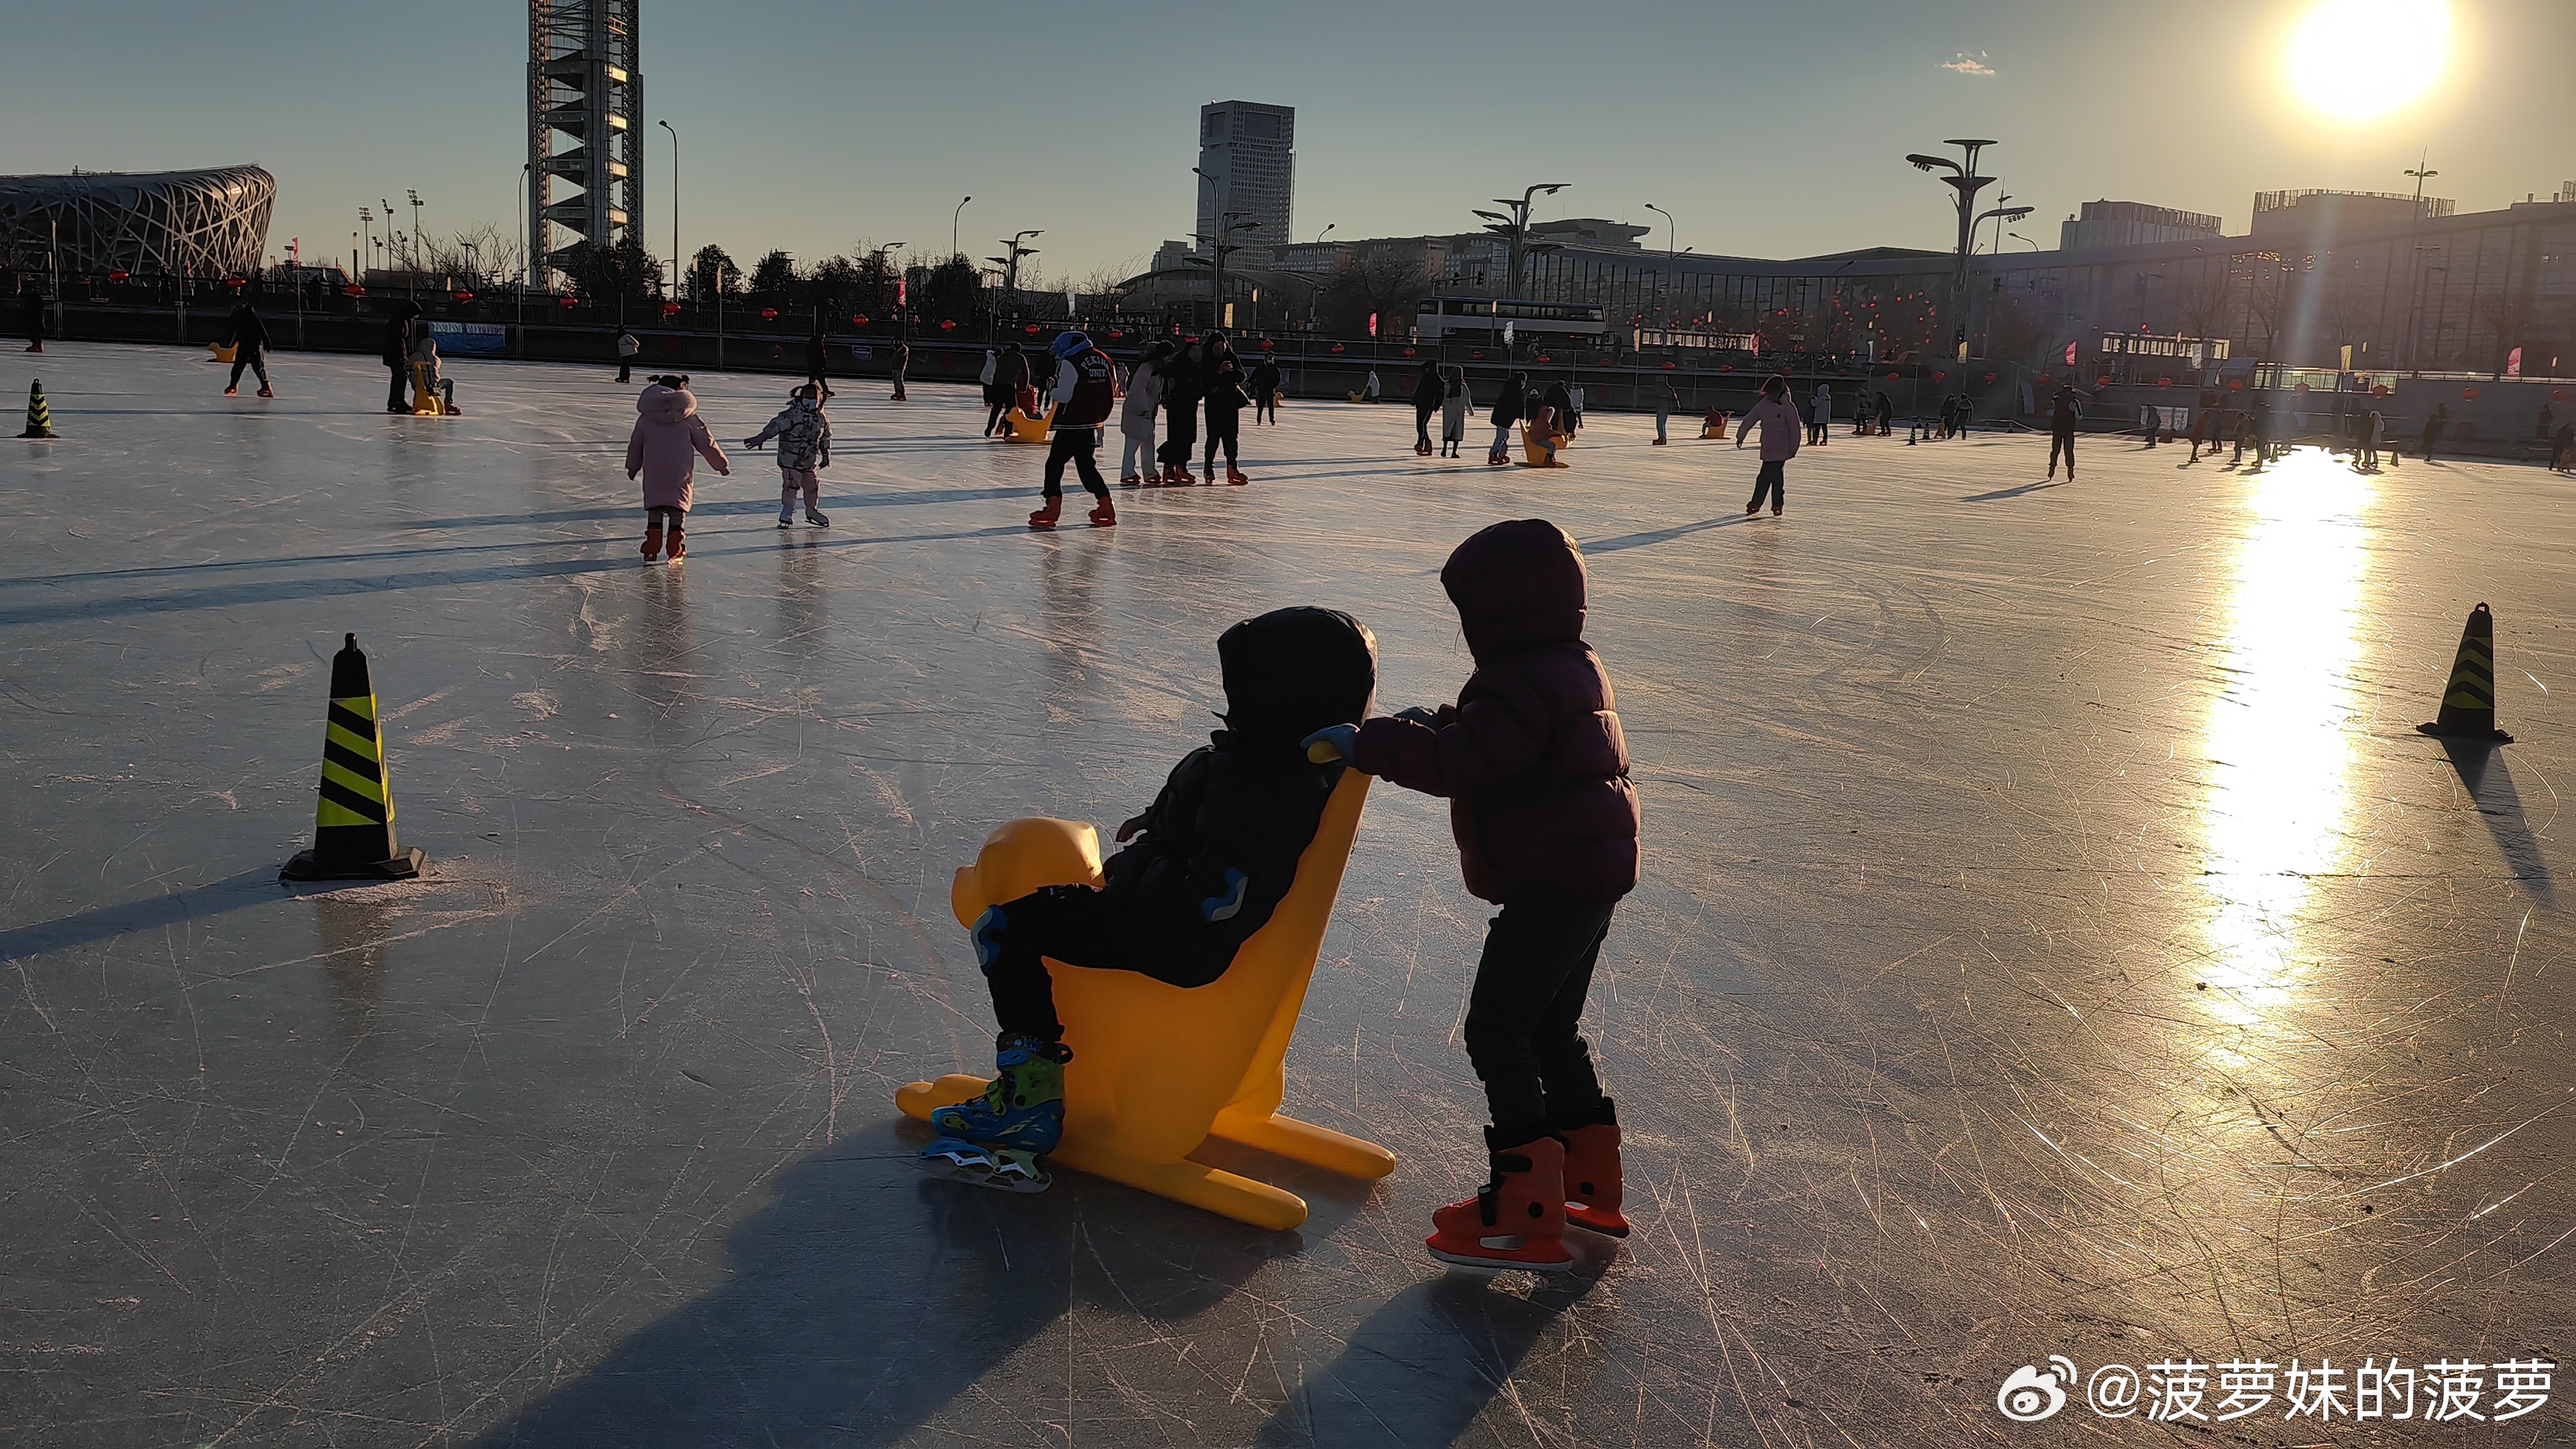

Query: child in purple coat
[1307,518,1640,1270]
[625,375,731,562]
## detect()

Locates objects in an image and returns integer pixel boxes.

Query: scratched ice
[1,343,2568,1447]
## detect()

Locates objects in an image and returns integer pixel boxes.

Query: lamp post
[408,189,424,271]
[952,196,972,263]
[516,162,529,323]
[359,207,373,284]
[1645,204,1677,330]
[1904,139,1999,359]
[996,230,1041,318]
[2405,244,2443,375]
[874,241,904,330]
[2398,156,2439,370]
[1470,182,1568,299]
[658,120,679,297]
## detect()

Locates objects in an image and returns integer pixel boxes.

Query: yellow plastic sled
[1001,402,1055,443]
[207,342,238,364]
[1519,426,1567,467]
[898,771,1393,1230]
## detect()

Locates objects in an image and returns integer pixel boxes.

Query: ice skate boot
[1425,1129,1573,1272]
[224,384,238,396]
[257,385,273,398]
[919,1138,1052,1192]
[805,507,830,527]
[1120,473,1142,487]
[928,1031,1074,1154]
[665,525,686,561]
[640,523,663,561]
[1028,496,1062,530]
[1556,1099,1629,1237]
[1414,438,1434,456]
[779,507,795,529]
[1087,497,1117,527]
[1225,467,1249,486]
[1170,465,1197,486]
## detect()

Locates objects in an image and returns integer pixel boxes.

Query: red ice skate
[1558,1104,1629,1237]
[1119,474,1142,487]
[1225,467,1249,486]
[1166,464,1197,486]
[1028,496,1062,529]
[1086,497,1117,527]
[665,525,686,561]
[640,523,663,561]
[1425,1131,1574,1272]
[257,385,274,398]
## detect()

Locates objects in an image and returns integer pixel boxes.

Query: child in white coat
[1120,342,1170,485]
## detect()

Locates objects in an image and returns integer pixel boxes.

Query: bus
[1414,296,1606,343]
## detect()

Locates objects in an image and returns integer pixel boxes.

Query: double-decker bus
[1414,296,1606,343]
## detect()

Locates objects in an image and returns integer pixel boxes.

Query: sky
[6,0,2570,286]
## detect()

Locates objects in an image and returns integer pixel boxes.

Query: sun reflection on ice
[2199,450,2375,1026]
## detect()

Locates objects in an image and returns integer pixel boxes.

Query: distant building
[528,0,645,286]
[1196,101,1294,269]
[2247,187,2452,241]
[0,166,275,278]
[2059,200,2222,253]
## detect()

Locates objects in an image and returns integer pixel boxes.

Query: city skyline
[4,0,2567,285]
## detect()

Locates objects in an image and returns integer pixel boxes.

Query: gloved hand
[1114,813,1147,843]
[1301,724,1357,764]
[1393,705,1440,727]
[743,436,764,449]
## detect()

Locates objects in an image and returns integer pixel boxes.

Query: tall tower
[528,0,643,287]
[1195,101,1293,270]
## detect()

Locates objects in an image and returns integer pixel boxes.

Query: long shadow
[467,1118,1298,1446]
[1254,1262,1604,1446]
[1584,514,1749,553]
[1960,480,2068,502]
[2439,738,2555,902]
[0,526,1032,629]
[401,486,1023,531]
[0,869,284,963]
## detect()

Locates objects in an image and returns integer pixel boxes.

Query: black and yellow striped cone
[18,379,54,438]
[281,633,426,881]
[2416,602,2514,743]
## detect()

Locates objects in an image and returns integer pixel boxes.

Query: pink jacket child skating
[625,376,729,562]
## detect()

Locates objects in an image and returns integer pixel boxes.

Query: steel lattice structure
[528,0,643,285]
[0,167,275,278]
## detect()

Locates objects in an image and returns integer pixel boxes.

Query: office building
[1196,101,1293,270]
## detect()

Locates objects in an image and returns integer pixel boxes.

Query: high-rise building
[1195,101,1293,270]
[528,0,644,287]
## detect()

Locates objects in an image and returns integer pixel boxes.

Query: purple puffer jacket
[1352,519,1640,904]
[625,382,730,511]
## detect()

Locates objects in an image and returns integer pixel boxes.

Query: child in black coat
[1202,358,1253,484]
[926,607,1377,1189]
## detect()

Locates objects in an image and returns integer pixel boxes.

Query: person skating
[987,342,1030,437]
[1411,356,1445,455]
[1030,330,1117,528]
[1542,380,1574,453]
[802,328,831,399]
[221,303,273,397]
[1809,382,1833,445]
[406,316,448,414]
[1156,339,1204,484]
[1487,369,1528,465]
[744,384,833,528]
[928,608,1377,1191]
[889,339,910,401]
[1363,369,1382,404]
[2420,403,2447,462]
[1306,519,1639,1270]
[2046,382,2081,480]
[625,374,731,562]
[616,325,639,383]
[1737,374,1800,515]
[1119,340,1170,485]
[1440,364,1472,457]
[381,300,423,412]
[1249,354,1282,425]
[2550,419,2573,473]
[1524,389,1565,467]
[1567,381,1585,435]
[1653,380,1678,445]
[1203,356,1253,485]
[19,287,44,353]
[1874,390,1894,436]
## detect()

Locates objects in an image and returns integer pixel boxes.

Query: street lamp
[952,196,972,263]
[1905,138,1999,358]
[1313,223,1335,245]
[359,206,374,281]
[1473,182,1568,299]
[2007,231,2039,251]
[658,120,679,297]
[1979,197,2031,254]
[408,189,424,270]
[1644,203,1675,257]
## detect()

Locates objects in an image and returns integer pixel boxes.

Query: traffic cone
[18,379,55,438]
[2415,602,2514,743]
[281,634,426,882]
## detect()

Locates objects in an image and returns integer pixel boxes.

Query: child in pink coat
[1735,374,1802,516]
[625,375,730,561]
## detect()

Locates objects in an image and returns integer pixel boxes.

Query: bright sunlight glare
[2288,0,2451,119]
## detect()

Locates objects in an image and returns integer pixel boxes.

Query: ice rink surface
[2,343,2569,1447]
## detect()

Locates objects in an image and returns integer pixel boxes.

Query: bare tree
[1319,253,1430,337]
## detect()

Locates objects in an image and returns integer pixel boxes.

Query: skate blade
[919,1140,1051,1194]
[1425,1234,1574,1273]
[1566,1206,1631,1238]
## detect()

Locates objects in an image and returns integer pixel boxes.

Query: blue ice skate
[926,1033,1072,1155]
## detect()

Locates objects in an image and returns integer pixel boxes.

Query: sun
[2287,0,2451,119]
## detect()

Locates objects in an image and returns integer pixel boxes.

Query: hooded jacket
[747,396,832,472]
[226,306,269,354]
[1248,358,1282,399]
[1490,372,1528,428]
[1098,607,1377,980]
[1441,367,1472,434]
[1121,356,1166,433]
[1738,394,1802,462]
[625,382,731,510]
[1352,519,1638,904]
[995,345,1030,395]
[1414,358,1446,413]
[381,304,422,365]
[1048,333,1116,429]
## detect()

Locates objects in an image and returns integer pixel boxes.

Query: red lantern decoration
[1470,350,1484,360]
[1025,324,1041,335]
[559,296,579,309]
[1401,347,1416,357]
[1330,343,1345,354]
[2158,377,2173,387]
[1932,371,1945,382]
[938,319,957,331]
[2294,381,2310,393]
[1984,372,1997,384]
[2096,376,2113,387]
[452,291,474,303]
[663,302,681,316]
[2462,387,2480,400]
[225,276,247,291]
[1719,365,1735,373]
[2554,389,2570,401]
[852,313,869,326]
[108,269,131,283]
[2372,384,2390,396]
[760,307,778,321]
[343,284,366,297]
[1885,371,1899,380]
[2227,380,2243,391]
[1660,361,1676,370]
[1258,338,1272,350]
[1535,355,1551,364]
[2036,376,2053,387]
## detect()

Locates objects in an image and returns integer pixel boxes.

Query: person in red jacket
[1031,330,1117,528]
[1305,518,1641,1272]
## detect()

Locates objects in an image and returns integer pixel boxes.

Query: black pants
[386,362,409,410]
[1462,901,1616,1141]
[1255,395,1277,425]
[644,506,682,529]
[1205,414,1240,468]
[978,884,1236,1042]
[617,360,633,382]
[985,396,1009,435]
[227,348,269,389]
[1748,459,1786,511]
[2421,428,2438,461]
[1415,407,1437,444]
[1160,407,1199,466]
[1043,426,1109,499]
[2049,430,2075,473]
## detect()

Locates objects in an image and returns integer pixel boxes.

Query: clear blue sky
[6,1,2567,284]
